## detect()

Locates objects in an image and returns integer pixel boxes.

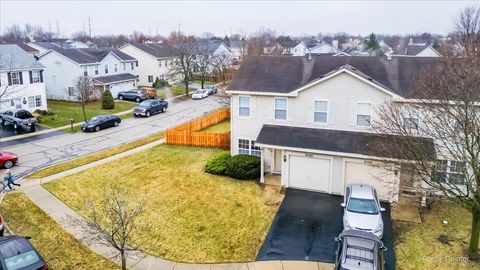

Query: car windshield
[139,100,153,106]
[194,90,204,94]
[0,239,41,270]
[347,198,379,215]
[90,116,103,122]
[15,111,33,119]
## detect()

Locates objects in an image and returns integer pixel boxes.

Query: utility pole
[88,16,92,38]
[48,20,52,33]
[56,20,60,37]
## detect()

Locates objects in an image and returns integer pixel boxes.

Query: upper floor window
[31,70,41,83]
[35,95,42,107]
[274,98,287,120]
[239,96,250,117]
[83,66,88,76]
[314,100,328,123]
[403,107,420,130]
[433,160,465,185]
[356,103,372,126]
[148,75,154,83]
[131,62,134,70]
[10,72,21,85]
[123,63,126,71]
[94,65,99,75]
[159,61,162,67]
[114,64,118,72]
[104,64,109,74]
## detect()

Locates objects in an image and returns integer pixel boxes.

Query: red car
[0,151,18,169]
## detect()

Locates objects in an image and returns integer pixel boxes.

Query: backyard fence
[166,108,230,149]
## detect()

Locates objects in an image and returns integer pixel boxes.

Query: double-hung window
[83,66,88,76]
[11,72,20,85]
[123,63,126,71]
[238,139,261,157]
[114,64,118,72]
[94,65,99,75]
[35,95,42,107]
[403,107,420,130]
[28,96,35,108]
[433,160,466,185]
[314,100,328,123]
[131,62,134,70]
[104,64,109,74]
[239,96,250,117]
[274,98,287,120]
[32,70,41,83]
[148,75,154,83]
[356,103,372,126]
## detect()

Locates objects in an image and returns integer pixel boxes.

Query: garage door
[344,161,396,201]
[289,156,331,192]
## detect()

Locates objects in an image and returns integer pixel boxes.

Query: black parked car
[81,114,121,132]
[334,230,386,270]
[133,99,168,118]
[117,89,147,102]
[0,236,48,270]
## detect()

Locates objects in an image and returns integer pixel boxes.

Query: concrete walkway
[16,138,334,270]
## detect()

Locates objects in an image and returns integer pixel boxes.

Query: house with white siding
[0,44,47,112]
[226,56,453,203]
[38,47,138,100]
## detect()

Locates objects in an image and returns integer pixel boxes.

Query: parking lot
[257,189,396,269]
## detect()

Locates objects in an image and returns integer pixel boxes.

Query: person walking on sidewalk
[4,169,20,190]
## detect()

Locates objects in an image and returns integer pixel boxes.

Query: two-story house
[119,43,177,86]
[38,47,138,100]
[226,56,444,203]
[0,44,47,112]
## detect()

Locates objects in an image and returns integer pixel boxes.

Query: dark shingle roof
[33,42,62,50]
[394,44,432,56]
[93,73,138,84]
[227,55,441,98]
[255,125,436,160]
[129,43,176,58]
[279,41,302,48]
[45,47,136,64]
[8,42,39,53]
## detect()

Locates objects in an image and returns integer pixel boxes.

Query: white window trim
[435,160,465,185]
[94,65,99,75]
[356,102,372,127]
[403,107,420,130]
[11,72,20,85]
[104,64,109,74]
[238,139,261,157]
[238,95,251,118]
[32,70,41,83]
[313,99,329,124]
[114,64,118,72]
[274,97,288,121]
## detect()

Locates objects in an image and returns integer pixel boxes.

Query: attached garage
[288,155,331,192]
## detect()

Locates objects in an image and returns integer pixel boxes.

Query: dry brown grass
[43,144,278,263]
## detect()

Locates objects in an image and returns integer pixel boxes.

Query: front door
[274,149,282,174]
[400,163,415,190]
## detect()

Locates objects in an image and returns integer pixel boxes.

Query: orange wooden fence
[166,108,231,149]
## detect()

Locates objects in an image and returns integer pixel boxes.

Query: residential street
[1,96,227,179]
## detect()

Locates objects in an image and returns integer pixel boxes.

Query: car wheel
[114,121,119,127]
[133,114,138,118]
[0,227,4,237]
[119,95,124,100]
[0,118,4,126]
[146,111,151,117]
[135,97,141,102]
[30,125,36,132]
[13,123,18,130]
[162,106,167,113]
[95,126,100,132]
[4,160,14,169]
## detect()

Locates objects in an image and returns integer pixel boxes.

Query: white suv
[341,184,385,238]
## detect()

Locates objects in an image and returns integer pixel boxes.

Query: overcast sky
[1,1,478,38]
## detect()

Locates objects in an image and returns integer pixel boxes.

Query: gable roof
[93,73,138,84]
[227,55,441,99]
[279,40,303,48]
[41,47,136,64]
[127,43,176,58]
[5,42,39,53]
[0,44,44,71]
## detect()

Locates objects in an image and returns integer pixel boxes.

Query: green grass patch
[29,132,165,178]
[156,84,197,99]
[395,200,478,270]
[41,100,136,128]
[43,144,278,263]
[193,80,216,86]
[0,193,118,270]
[201,120,230,133]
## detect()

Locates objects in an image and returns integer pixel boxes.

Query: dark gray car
[0,109,38,131]
[118,89,147,102]
[334,230,386,270]
[133,99,168,117]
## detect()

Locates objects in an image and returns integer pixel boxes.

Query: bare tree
[211,53,232,85]
[83,186,145,270]
[73,76,94,122]
[373,54,480,259]
[72,31,90,43]
[455,6,480,56]
[3,24,24,41]
[130,31,148,43]
[167,39,197,95]
[194,42,215,88]
[247,27,276,56]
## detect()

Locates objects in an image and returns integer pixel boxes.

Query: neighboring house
[119,43,176,86]
[28,40,90,55]
[224,37,247,62]
[392,44,441,57]
[4,43,40,55]
[38,47,138,100]
[193,40,234,68]
[308,42,339,55]
[226,55,449,203]
[264,40,307,56]
[0,44,47,112]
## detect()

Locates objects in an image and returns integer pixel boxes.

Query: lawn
[201,120,230,133]
[29,131,165,178]
[156,84,197,99]
[193,80,216,86]
[43,144,278,263]
[41,100,136,128]
[0,192,118,270]
[395,200,479,270]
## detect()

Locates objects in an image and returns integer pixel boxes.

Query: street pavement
[1,96,227,179]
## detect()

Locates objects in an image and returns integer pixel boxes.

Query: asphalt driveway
[257,188,396,269]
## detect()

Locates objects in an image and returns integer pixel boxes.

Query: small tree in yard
[168,38,197,96]
[74,76,95,122]
[373,53,480,259]
[83,186,145,270]
[212,53,231,85]
[101,89,115,109]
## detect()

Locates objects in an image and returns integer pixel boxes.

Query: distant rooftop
[0,44,44,71]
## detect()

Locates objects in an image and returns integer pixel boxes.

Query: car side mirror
[340,203,346,208]
[380,207,386,212]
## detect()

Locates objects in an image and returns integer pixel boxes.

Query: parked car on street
[0,151,18,169]
[341,184,385,238]
[117,89,148,102]
[0,236,48,270]
[81,114,121,132]
[192,89,209,100]
[133,98,168,117]
[334,230,386,270]
[203,85,217,95]
[0,109,38,131]
[0,213,4,236]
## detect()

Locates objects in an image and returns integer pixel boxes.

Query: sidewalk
[18,138,333,270]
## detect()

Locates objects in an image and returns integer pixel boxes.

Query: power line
[88,16,92,38]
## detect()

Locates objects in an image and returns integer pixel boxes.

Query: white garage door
[289,156,331,192]
[344,161,396,201]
